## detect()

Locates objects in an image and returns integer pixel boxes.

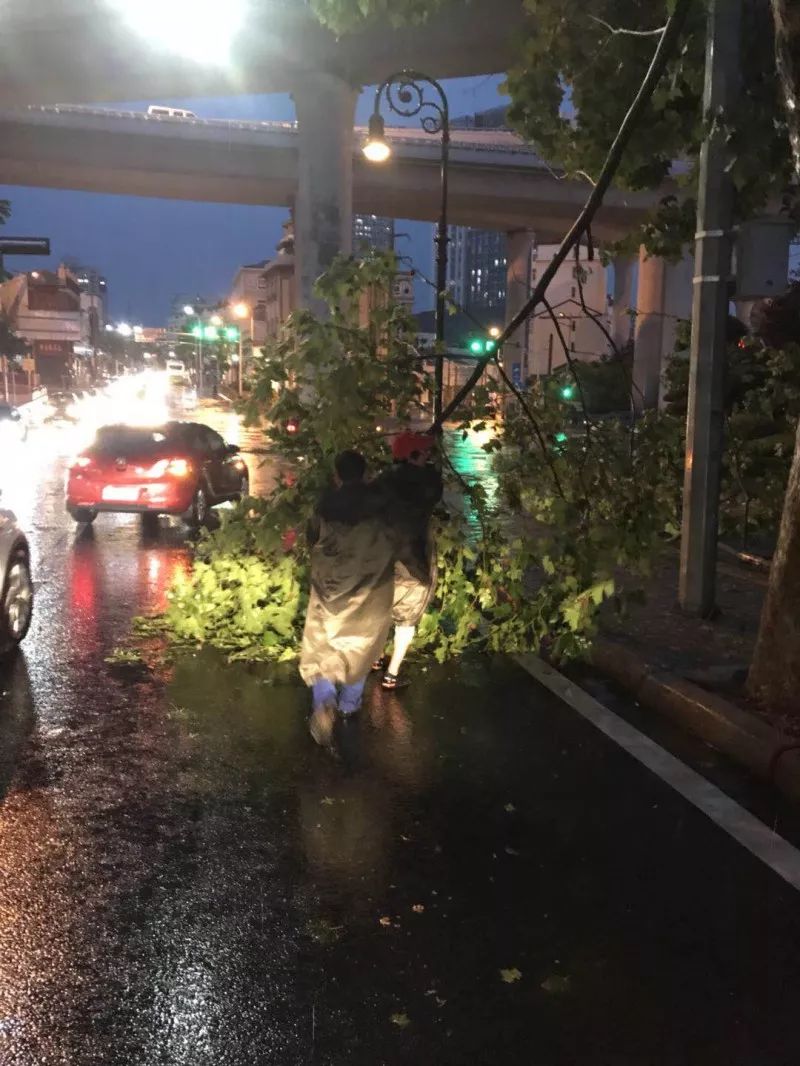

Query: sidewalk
[599,550,764,692]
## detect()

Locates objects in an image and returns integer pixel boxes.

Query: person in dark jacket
[372,431,443,689]
[300,450,395,744]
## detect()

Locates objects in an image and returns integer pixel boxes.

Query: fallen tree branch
[429,0,693,432]
[588,15,667,38]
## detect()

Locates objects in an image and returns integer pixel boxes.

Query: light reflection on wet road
[1,397,800,1064]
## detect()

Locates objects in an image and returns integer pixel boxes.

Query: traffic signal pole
[678,0,742,615]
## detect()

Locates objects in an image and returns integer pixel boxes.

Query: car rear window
[92,425,182,455]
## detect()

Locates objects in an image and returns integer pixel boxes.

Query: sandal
[381,672,411,691]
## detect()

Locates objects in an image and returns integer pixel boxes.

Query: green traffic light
[190,324,203,339]
[224,326,239,341]
[469,338,484,355]
[485,340,496,353]
[554,431,569,444]
[560,384,575,400]
[204,325,219,341]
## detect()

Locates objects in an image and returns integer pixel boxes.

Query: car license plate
[102,485,141,502]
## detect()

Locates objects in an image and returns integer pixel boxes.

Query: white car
[0,502,32,656]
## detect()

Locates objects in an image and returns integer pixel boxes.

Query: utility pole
[678,0,742,615]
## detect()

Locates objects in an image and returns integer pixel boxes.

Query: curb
[591,639,800,803]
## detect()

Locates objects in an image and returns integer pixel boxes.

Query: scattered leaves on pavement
[390,1012,411,1028]
[504,803,516,813]
[105,646,144,665]
[305,917,344,945]
[379,916,392,927]
[411,904,425,914]
[500,968,523,984]
[320,796,335,806]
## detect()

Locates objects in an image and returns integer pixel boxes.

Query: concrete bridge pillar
[633,247,693,410]
[504,229,535,386]
[291,73,357,312]
[610,255,636,352]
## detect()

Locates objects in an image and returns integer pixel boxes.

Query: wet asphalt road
[2,397,800,1064]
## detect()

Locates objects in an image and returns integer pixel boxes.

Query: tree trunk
[747,0,800,714]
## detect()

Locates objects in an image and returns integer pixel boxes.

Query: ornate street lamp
[363,70,450,423]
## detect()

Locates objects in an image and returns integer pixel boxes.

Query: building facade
[72,265,107,351]
[353,214,394,252]
[443,226,507,324]
[0,265,83,386]
[526,244,609,379]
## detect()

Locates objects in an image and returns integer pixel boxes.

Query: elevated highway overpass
[0,105,662,243]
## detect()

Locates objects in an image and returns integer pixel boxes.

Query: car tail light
[148,457,192,478]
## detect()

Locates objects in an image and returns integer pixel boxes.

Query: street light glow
[182,304,195,315]
[363,113,391,163]
[109,0,247,64]
[232,302,249,319]
[210,314,223,327]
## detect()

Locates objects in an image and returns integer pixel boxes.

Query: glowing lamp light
[210,314,223,327]
[362,113,391,163]
[554,431,569,444]
[232,302,249,319]
[488,326,501,338]
[468,338,484,355]
[191,325,203,339]
[560,384,576,400]
[109,0,246,64]
[204,326,219,340]
[183,304,195,316]
[224,326,239,341]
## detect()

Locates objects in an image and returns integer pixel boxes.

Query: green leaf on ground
[541,974,572,994]
[500,968,523,984]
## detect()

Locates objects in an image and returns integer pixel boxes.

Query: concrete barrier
[591,638,800,803]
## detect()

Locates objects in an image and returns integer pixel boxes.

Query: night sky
[0,76,508,327]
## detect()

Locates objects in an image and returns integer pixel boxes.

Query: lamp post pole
[367,70,450,423]
[238,332,243,396]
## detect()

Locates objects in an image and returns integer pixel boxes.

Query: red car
[66,422,249,526]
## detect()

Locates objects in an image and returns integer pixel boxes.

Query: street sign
[0,237,50,256]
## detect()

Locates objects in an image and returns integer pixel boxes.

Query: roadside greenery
[153,256,800,672]
[157,253,649,665]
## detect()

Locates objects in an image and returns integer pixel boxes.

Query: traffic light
[190,324,203,339]
[467,336,497,356]
[224,326,239,341]
[560,383,576,401]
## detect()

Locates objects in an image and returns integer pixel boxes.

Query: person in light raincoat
[300,450,395,743]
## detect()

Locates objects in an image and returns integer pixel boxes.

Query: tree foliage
[155,252,636,666]
[312,0,796,258]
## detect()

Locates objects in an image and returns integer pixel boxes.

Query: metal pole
[198,335,204,396]
[433,123,450,424]
[678,0,742,615]
[238,332,243,396]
